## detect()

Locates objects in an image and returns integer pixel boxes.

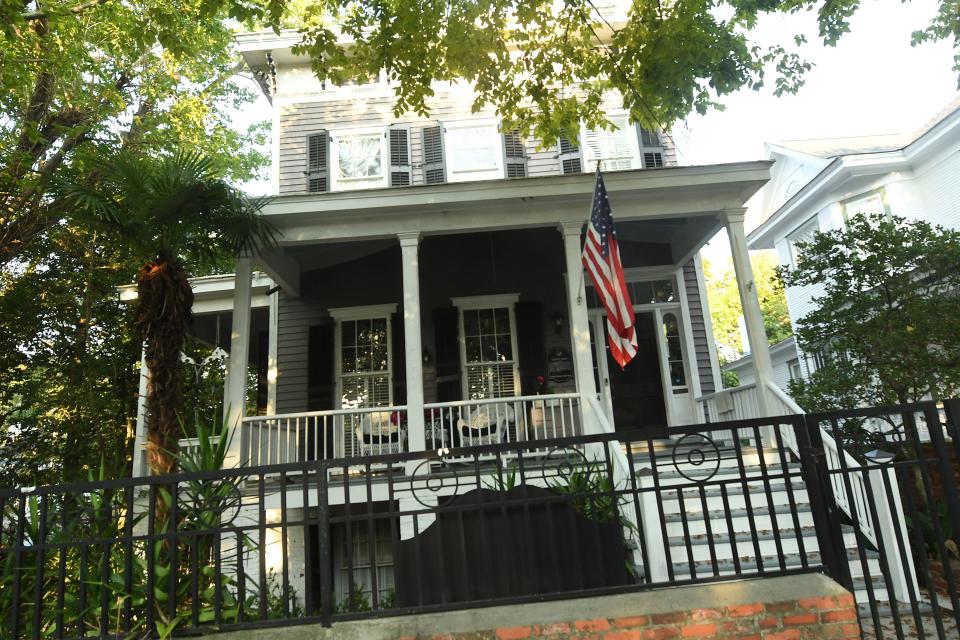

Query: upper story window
[787,217,819,268]
[330,128,389,191]
[842,188,890,222]
[559,115,665,174]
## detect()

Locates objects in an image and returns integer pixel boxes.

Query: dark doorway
[604,312,667,431]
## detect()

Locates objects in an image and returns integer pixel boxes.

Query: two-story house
[745,97,960,382]
[127,28,793,611]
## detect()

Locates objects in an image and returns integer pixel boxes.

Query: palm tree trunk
[137,249,193,476]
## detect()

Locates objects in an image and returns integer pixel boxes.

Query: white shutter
[557,129,583,174]
[637,126,665,168]
[388,125,412,187]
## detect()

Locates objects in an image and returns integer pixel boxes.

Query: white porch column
[224,256,253,467]
[725,209,774,415]
[398,232,426,454]
[559,223,600,431]
[266,288,279,415]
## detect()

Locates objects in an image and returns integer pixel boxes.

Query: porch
[194,164,787,473]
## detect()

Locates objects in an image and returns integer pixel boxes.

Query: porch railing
[240,405,409,466]
[423,393,583,457]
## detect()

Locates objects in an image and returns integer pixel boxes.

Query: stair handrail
[764,381,879,547]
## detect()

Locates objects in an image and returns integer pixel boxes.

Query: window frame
[329,126,390,192]
[329,304,398,409]
[442,118,505,182]
[451,294,521,400]
[841,187,892,223]
[580,113,642,172]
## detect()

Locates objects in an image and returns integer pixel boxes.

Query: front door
[591,312,667,431]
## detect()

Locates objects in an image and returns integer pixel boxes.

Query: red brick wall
[399,593,859,640]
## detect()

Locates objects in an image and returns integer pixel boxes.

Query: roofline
[749,102,960,249]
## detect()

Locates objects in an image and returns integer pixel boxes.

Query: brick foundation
[401,592,859,639]
[215,574,860,640]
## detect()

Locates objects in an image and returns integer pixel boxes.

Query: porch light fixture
[551,311,565,334]
[422,349,433,365]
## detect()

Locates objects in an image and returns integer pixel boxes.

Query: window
[335,520,394,604]
[330,305,396,409]
[662,312,688,393]
[581,114,641,172]
[788,358,802,381]
[586,278,675,308]
[787,217,819,268]
[443,119,504,182]
[329,128,389,191]
[842,189,890,222]
[453,295,520,400]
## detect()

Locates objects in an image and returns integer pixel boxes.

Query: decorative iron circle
[542,446,590,485]
[408,459,460,508]
[861,420,907,466]
[671,433,722,483]
[178,480,243,529]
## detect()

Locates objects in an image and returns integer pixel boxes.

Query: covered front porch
[217,163,781,469]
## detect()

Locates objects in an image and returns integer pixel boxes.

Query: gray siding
[682,260,716,395]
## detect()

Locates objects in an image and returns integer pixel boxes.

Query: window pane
[496,334,513,361]
[668,337,682,361]
[479,309,495,335]
[633,282,655,305]
[373,345,389,371]
[342,347,357,374]
[493,308,509,334]
[465,336,482,363]
[338,134,383,179]
[481,335,498,362]
[447,126,499,172]
[669,361,686,387]
[463,309,479,337]
[663,313,679,336]
[356,319,372,346]
[357,346,372,371]
[654,280,675,303]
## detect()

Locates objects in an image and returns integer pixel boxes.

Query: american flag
[581,168,637,369]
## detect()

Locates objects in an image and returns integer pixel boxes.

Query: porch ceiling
[263,161,771,244]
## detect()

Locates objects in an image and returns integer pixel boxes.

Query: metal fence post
[317,460,333,627]
[795,415,852,590]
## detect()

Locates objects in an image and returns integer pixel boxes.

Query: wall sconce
[422,349,433,365]
[551,311,565,334]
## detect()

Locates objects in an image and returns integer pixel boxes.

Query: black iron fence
[1,400,959,639]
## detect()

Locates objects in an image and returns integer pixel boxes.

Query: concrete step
[658,482,810,516]
[664,510,816,538]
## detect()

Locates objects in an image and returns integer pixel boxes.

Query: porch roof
[263,161,771,243]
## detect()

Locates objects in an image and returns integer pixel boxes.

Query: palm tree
[65,151,276,476]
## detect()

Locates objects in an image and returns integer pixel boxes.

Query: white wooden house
[748,98,960,380]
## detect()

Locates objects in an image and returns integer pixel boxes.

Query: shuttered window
[638,126,665,168]
[502,130,527,178]
[558,129,583,174]
[389,125,412,187]
[422,124,446,184]
[581,115,641,172]
[307,131,329,193]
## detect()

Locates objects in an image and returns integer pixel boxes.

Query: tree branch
[21,0,112,21]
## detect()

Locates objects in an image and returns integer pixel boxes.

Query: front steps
[627,439,893,608]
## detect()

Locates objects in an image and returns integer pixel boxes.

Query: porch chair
[354,411,406,457]
[456,404,515,447]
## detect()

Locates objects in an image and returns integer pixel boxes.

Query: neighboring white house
[747,97,960,380]
[722,335,801,391]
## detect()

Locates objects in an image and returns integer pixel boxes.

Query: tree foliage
[704,250,792,361]
[782,213,960,410]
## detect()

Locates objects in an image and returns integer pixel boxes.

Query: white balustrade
[424,394,583,458]
[239,405,409,466]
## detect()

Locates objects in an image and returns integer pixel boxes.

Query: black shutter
[391,312,407,403]
[422,124,446,184]
[515,302,545,395]
[389,125,412,187]
[502,130,527,178]
[307,323,335,411]
[557,128,582,174]
[433,307,461,401]
[306,131,329,192]
[637,125,664,169]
